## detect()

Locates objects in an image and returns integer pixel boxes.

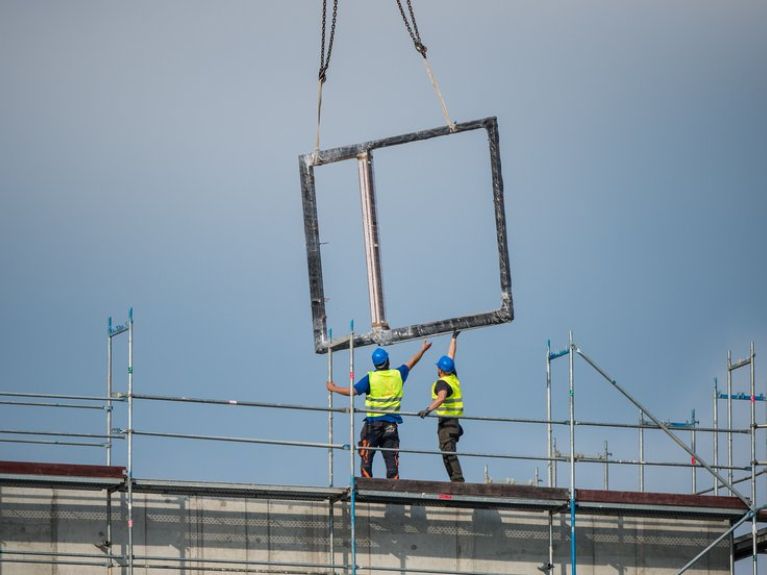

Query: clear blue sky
[1,1,765,500]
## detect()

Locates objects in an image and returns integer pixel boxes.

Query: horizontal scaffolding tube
[0,559,111,569]
[728,358,752,371]
[133,430,346,451]
[130,393,347,414]
[0,549,121,561]
[133,393,750,434]
[134,429,750,471]
[0,438,106,448]
[718,392,765,402]
[102,391,753,434]
[0,400,105,410]
[0,391,118,402]
[0,429,123,440]
[361,445,749,470]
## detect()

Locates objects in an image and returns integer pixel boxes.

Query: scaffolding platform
[0,462,747,521]
[354,477,748,519]
[0,460,125,490]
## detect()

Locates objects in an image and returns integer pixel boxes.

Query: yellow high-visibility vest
[365,369,404,418]
[431,373,463,417]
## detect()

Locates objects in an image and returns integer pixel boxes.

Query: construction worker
[327,340,432,479]
[418,331,464,482]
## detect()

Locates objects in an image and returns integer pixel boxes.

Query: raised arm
[448,330,460,360]
[405,340,432,370]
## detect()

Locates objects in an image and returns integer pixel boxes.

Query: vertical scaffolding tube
[107,318,113,466]
[713,378,719,496]
[547,510,554,573]
[348,323,356,575]
[639,411,645,492]
[327,329,335,573]
[749,342,757,575]
[546,340,553,487]
[603,441,609,490]
[106,317,113,569]
[127,308,134,575]
[728,351,733,495]
[106,489,113,572]
[356,152,388,330]
[328,328,335,487]
[568,330,576,575]
[691,425,697,493]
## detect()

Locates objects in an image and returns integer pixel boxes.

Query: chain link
[319,0,339,82]
[395,0,427,57]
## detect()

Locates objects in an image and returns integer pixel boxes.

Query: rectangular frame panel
[299,116,513,353]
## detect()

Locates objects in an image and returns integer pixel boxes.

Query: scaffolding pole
[728,351,734,495]
[327,328,335,574]
[639,412,645,492]
[714,378,719,496]
[348,323,357,575]
[568,330,576,575]
[749,342,757,575]
[127,308,134,575]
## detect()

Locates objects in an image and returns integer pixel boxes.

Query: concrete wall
[0,486,731,574]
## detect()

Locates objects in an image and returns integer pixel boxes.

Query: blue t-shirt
[354,365,410,423]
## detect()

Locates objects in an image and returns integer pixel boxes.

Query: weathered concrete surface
[0,485,730,574]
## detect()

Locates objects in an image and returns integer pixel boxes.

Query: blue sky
[1,1,765,500]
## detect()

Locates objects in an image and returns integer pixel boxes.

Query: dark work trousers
[358,420,400,479]
[437,418,465,482]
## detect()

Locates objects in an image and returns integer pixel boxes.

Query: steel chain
[395,0,427,57]
[319,0,339,82]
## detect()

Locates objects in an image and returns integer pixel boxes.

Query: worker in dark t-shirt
[418,331,465,482]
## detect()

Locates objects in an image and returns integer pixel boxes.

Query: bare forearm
[427,397,445,412]
[448,330,459,359]
[406,340,432,369]
[420,390,447,417]
[326,381,353,396]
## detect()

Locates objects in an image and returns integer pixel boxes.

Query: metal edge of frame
[299,116,513,354]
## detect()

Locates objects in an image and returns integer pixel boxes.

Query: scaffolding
[0,314,763,575]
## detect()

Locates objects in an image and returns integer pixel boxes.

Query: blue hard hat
[372,347,389,367]
[436,355,455,374]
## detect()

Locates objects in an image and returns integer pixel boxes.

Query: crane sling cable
[313,0,457,157]
[314,0,339,157]
[395,0,456,131]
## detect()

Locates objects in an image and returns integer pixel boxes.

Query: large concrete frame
[299,117,514,354]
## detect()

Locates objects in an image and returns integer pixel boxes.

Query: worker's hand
[418,409,431,419]
[452,330,461,339]
[421,340,432,352]
[326,381,334,392]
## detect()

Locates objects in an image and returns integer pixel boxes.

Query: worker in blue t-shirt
[327,340,431,478]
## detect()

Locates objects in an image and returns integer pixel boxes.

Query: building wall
[0,486,730,574]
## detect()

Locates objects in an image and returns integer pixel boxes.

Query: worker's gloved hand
[452,330,461,339]
[418,409,430,419]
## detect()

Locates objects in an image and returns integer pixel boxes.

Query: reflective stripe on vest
[366,369,404,418]
[431,373,463,417]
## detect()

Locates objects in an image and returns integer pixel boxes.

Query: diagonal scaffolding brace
[574,347,751,507]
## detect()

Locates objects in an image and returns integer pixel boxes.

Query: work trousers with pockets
[438,418,465,482]
[359,420,400,479]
